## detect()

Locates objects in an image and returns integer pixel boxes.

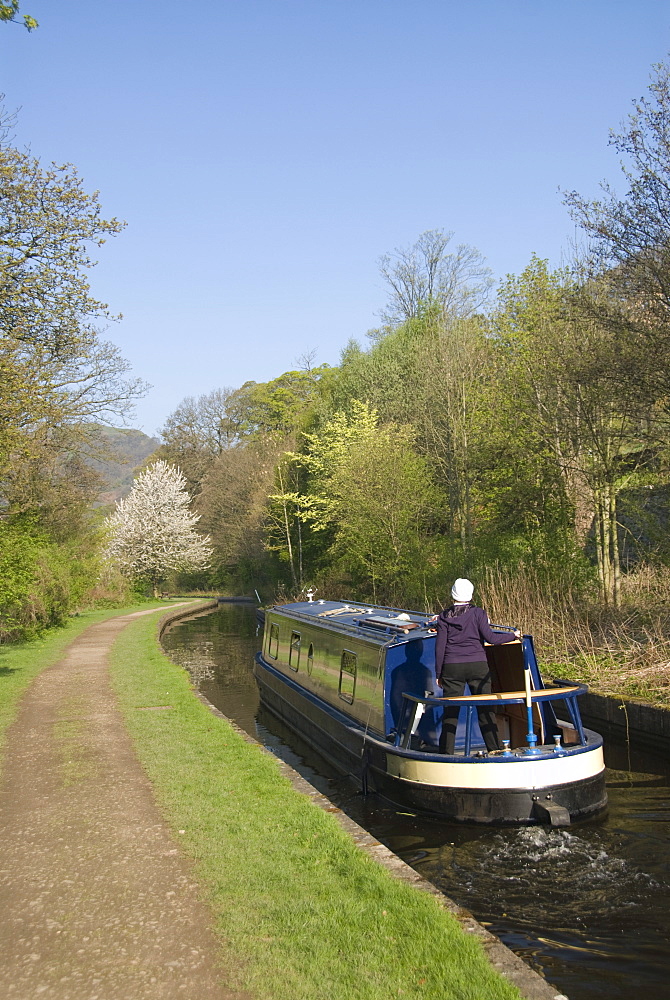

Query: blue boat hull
[254,652,608,825]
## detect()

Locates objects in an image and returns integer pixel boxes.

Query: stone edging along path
[0,603,249,1000]
[157,606,568,1000]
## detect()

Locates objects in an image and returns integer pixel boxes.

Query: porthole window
[289,631,301,671]
[268,622,279,660]
[339,649,357,704]
[307,642,314,676]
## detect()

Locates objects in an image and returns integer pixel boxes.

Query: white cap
[451,578,474,603]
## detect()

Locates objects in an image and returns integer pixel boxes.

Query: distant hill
[88,426,160,506]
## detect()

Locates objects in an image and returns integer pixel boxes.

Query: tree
[0,146,125,334]
[228,365,330,438]
[0,142,146,516]
[0,114,148,637]
[325,418,441,605]
[156,387,242,495]
[564,59,670,401]
[198,437,284,594]
[104,461,212,597]
[155,366,330,499]
[0,2,37,30]
[326,310,492,560]
[264,453,309,592]
[274,402,443,605]
[410,315,492,557]
[377,229,492,329]
[493,257,662,605]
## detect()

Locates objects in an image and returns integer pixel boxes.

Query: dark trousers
[438,660,500,754]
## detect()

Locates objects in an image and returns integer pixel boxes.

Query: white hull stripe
[386,747,605,790]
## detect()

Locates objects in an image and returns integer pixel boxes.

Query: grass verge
[108,611,522,1000]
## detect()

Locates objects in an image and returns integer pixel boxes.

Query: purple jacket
[433,604,516,676]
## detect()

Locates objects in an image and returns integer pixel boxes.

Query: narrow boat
[254,598,607,825]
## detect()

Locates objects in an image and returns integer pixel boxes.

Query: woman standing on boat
[433,578,521,755]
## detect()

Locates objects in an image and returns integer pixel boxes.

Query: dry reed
[480,563,670,708]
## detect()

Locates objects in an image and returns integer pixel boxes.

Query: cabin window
[307,642,314,676]
[268,622,279,659]
[289,631,301,671]
[339,649,357,704]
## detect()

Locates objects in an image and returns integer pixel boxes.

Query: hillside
[88,426,160,506]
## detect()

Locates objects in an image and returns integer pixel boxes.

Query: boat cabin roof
[270,600,435,644]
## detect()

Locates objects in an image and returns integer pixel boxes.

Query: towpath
[0,607,250,1000]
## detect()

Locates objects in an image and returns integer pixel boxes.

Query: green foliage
[179,244,669,612]
[0,128,148,642]
[265,402,445,605]
[196,436,285,596]
[229,364,331,439]
[0,519,106,643]
[564,59,670,405]
[0,521,41,641]
[0,141,146,521]
[492,256,666,605]
[0,1,37,30]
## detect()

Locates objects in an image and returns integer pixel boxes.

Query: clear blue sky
[2,1,669,435]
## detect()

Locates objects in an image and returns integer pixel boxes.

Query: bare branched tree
[564,59,670,399]
[378,229,493,328]
[156,387,242,493]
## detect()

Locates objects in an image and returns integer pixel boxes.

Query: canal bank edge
[577,690,670,755]
[158,598,220,628]
[158,606,567,1000]
[552,667,670,754]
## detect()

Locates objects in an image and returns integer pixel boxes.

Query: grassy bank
[0,601,173,760]
[109,611,522,1000]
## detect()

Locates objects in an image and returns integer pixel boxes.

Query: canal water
[161,603,670,1000]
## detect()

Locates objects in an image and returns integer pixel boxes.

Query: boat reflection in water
[255,599,607,826]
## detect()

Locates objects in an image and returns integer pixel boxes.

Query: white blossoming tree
[104,460,212,596]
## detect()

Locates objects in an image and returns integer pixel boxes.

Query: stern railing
[395,683,589,753]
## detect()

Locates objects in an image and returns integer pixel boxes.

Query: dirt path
[0,609,250,1000]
